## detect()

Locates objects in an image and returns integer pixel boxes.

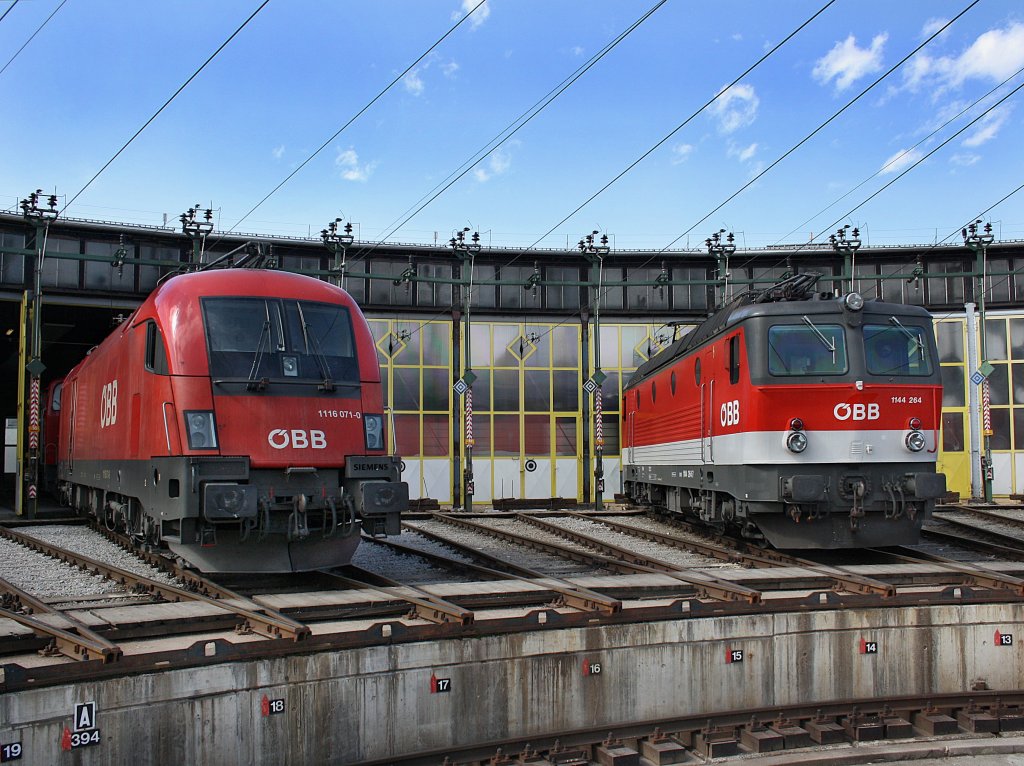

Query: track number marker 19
[1,743,22,762]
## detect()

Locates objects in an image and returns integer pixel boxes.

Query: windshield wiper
[888,316,926,361]
[801,315,837,363]
[297,303,335,392]
[246,314,271,392]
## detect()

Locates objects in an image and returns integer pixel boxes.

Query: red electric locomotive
[622,274,946,548]
[56,266,407,572]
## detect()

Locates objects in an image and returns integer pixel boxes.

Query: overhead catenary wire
[774,64,1024,249]
[61,0,272,217]
[217,0,490,242]
[0,0,22,25]
[0,0,67,78]
[367,0,669,253]
[367,0,839,348]
[660,0,982,254]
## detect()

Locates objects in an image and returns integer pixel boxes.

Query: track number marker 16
[99,380,118,428]
[720,400,740,427]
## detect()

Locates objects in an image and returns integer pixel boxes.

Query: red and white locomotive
[54,266,407,572]
[622,274,946,548]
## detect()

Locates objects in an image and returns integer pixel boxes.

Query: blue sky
[1,0,1022,250]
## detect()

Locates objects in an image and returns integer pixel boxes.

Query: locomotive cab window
[203,297,358,386]
[768,324,847,376]
[145,321,169,374]
[728,335,741,384]
[864,322,932,376]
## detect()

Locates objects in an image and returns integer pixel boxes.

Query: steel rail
[510,513,762,603]
[320,566,475,626]
[922,525,1024,560]
[878,545,1024,596]
[0,525,310,641]
[398,522,622,614]
[89,521,311,637]
[0,575,122,662]
[566,510,896,597]
[932,510,1024,551]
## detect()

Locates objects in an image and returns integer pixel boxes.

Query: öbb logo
[267,429,327,449]
[833,403,880,421]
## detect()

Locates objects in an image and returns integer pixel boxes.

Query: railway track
[3,508,1024,693]
[359,690,1024,766]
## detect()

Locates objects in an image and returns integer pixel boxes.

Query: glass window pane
[554,417,577,456]
[1013,409,1024,451]
[524,414,549,454]
[1013,363,1024,405]
[769,325,848,376]
[942,412,965,452]
[936,322,964,363]
[986,319,1008,361]
[471,369,490,411]
[492,415,519,456]
[43,236,80,288]
[552,326,578,367]
[524,327,551,368]
[988,363,1009,406]
[472,415,491,456]
[394,414,420,457]
[599,326,619,368]
[470,264,496,308]
[493,369,520,412]
[469,323,491,366]
[422,368,449,411]
[492,325,518,367]
[600,371,621,412]
[941,366,965,407]
[553,370,578,411]
[1,232,26,285]
[524,370,550,411]
[422,323,450,366]
[1011,320,1024,361]
[393,321,421,363]
[423,414,450,456]
[393,367,420,410]
[990,408,1011,450]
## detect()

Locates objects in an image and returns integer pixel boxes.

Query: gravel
[352,539,473,585]
[13,525,180,588]
[0,535,127,600]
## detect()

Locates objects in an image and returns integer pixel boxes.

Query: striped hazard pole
[27,377,39,500]
[594,389,604,447]
[982,379,993,436]
[28,377,40,451]
[465,388,474,447]
[594,386,605,504]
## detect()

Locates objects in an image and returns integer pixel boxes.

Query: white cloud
[903,23,1024,94]
[950,152,981,167]
[962,106,1010,147]
[728,142,758,162]
[671,143,694,164]
[731,33,743,42]
[473,147,513,182]
[921,17,949,39]
[442,60,460,78]
[709,83,759,133]
[336,148,376,182]
[571,45,584,57]
[879,148,923,175]
[453,0,490,29]
[813,33,887,91]
[403,68,425,95]
[271,145,285,160]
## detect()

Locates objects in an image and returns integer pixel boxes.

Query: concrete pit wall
[1,603,1022,764]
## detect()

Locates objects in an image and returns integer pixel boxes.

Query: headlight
[844,292,864,311]
[185,410,218,450]
[906,431,926,452]
[364,414,384,450]
[786,431,808,453]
